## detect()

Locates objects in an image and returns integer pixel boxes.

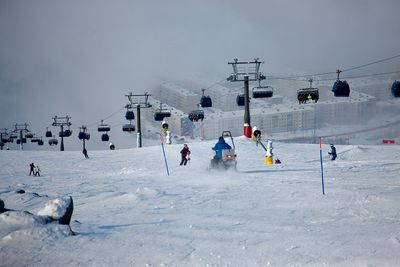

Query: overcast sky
[1,0,400,149]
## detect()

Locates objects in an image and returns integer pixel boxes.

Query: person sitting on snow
[328,144,337,160]
[212,136,232,160]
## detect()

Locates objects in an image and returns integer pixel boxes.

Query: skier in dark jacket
[328,144,337,160]
[180,144,190,166]
[29,162,35,176]
[212,136,232,159]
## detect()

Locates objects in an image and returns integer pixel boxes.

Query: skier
[82,148,89,159]
[328,144,337,160]
[29,162,35,176]
[275,158,281,164]
[34,165,41,176]
[179,144,190,166]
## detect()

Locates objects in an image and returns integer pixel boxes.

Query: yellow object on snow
[264,156,273,165]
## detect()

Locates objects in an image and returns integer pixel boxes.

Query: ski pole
[319,137,325,195]
[159,134,170,176]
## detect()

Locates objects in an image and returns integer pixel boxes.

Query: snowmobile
[210,131,237,170]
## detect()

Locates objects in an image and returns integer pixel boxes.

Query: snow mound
[37,197,71,219]
[37,197,73,225]
[0,211,72,241]
[135,187,164,200]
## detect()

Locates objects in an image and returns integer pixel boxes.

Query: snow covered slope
[1,138,400,266]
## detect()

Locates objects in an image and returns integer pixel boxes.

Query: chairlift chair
[49,138,58,146]
[59,129,72,137]
[122,123,135,132]
[9,133,18,139]
[97,120,111,132]
[252,86,273,98]
[16,138,27,144]
[236,94,245,106]
[154,103,171,121]
[297,88,319,104]
[25,132,34,139]
[154,111,171,121]
[391,80,400,97]
[188,110,204,122]
[31,137,40,143]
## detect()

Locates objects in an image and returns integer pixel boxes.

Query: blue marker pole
[160,134,170,176]
[319,137,325,195]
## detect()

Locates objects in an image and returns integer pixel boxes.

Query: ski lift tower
[227,58,266,137]
[124,92,152,148]
[52,115,72,151]
[12,123,31,150]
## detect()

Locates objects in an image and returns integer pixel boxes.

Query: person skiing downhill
[328,144,337,160]
[179,144,190,166]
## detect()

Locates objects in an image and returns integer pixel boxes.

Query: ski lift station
[147,81,385,141]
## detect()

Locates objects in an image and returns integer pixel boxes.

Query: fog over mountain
[1,0,400,150]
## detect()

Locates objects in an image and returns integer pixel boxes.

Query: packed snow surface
[1,137,400,266]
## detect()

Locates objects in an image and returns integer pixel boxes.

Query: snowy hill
[1,138,400,266]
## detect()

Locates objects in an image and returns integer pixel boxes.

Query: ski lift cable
[267,53,400,81]
[341,54,400,73]
[313,70,400,82]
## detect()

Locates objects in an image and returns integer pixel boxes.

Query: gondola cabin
[122,124,135,132]
[297,88,319,104]
[188,110,204,122]
[45,130,52,138]
[125,110,135,120]
[252,86,273,98]
[236,94,245,106]
[391,81,400,97]
[101,133,109,142]
[154,111,171,121]
[332,80,350,97]
[200,96,212,108]
[78,132,86,140]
